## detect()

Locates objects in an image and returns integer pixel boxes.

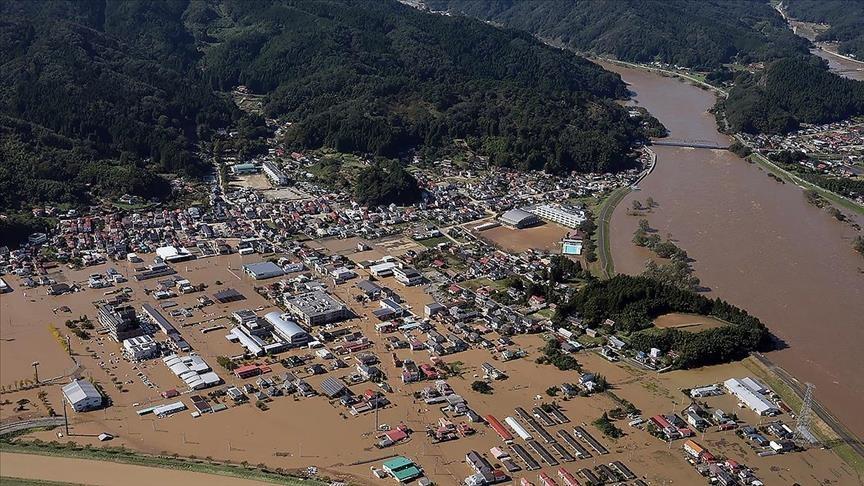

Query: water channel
[598,61,864,439]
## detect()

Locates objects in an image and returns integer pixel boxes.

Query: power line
[795,382,816,444]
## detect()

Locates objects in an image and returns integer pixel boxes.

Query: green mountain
[0,0,653,217]
[425,0,810,69]
[785,0,864,59]
[720,56,864,134]
[193,0,645,173]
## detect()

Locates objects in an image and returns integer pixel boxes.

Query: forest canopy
[720,57,864,134]
[0,0,655,216]
[556,275,772,369]
[427,0,810,69]
[785,0,864,59]
[194,0,647,174]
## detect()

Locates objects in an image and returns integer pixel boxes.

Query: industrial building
[393,266,423,286]
[264,311,311,347]
[141,303,191,352]
[498,208,540,229]
[213,288,245,303]
[723,378,780,416]
[123,335,159,361]
[528,204,586,229]
[320,376,348,398]
[163,354,222,390]
[155,245,195,263]
[262,160,289,186]
[98,304,142,342]
[284,290,350,326]
[62,379,103,412]
[154,401,187,418]
[242,261,285,280]
[357,280,384,300]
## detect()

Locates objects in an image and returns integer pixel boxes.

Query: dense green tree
[555,274,771,368]
[720,57,864,135]
[353,160,421,207]
[785,0,864,59]
[429,0,810,69]
[195,0,647,173]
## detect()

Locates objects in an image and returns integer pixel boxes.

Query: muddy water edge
[598,61,864,439]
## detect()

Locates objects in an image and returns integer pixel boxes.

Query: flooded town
[2,61,862,485]
[2,1,864,486]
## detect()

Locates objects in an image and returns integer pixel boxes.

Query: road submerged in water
[598,61,864,441]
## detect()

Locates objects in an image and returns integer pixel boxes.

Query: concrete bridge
[652,139,729,149]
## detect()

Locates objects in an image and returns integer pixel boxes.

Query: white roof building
[369,261,397,277]
[264,312,311,346]
[62,379,103,412]
[527,204,586,229]
[724,378,779,416]
[163,354,221,390]
[123,335,158,361]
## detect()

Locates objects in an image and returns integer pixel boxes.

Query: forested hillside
[0,0,655,218]
[426,0,809,69]
[720,57,864,134]
[785,0,864,59]
[0,0,237,211]
[192,0,644,174]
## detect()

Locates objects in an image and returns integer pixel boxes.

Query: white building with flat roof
[369,261,397,277]
[724,378,779,416]
[528,204,586,229]
[284,290,350,326]
[123,335,159,361]
[262,160,289,186]
[393,266,423,286]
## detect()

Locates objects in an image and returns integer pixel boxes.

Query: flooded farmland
[600,62,864,439]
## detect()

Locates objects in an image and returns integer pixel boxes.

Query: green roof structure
[382,456,422,482]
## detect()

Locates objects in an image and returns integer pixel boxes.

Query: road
[596,57,728,97]
[740,139,864,216]
[0,416,66,436]
[595,186,630,279]
[595,148,656,279]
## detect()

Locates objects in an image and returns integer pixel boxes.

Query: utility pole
[62,397,69,436]
[32,361,40,383]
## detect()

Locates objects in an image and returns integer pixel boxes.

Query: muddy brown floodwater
[599,61,864,440]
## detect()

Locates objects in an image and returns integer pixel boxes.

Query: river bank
[598,60,864,441]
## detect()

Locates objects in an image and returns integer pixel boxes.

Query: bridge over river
[651,139,729,149]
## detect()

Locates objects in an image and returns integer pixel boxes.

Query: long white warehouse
[723,378,779,416]
[505,416,533,441]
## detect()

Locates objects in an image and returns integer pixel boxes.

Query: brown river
[599,62,864,439]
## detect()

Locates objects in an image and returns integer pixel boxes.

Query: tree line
[719,57,864,135]
[555,275,771,369]
[428,0,810,69]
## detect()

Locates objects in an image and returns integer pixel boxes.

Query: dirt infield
[479,222,569,253]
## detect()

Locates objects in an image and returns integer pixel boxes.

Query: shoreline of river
[598,60,864,441]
